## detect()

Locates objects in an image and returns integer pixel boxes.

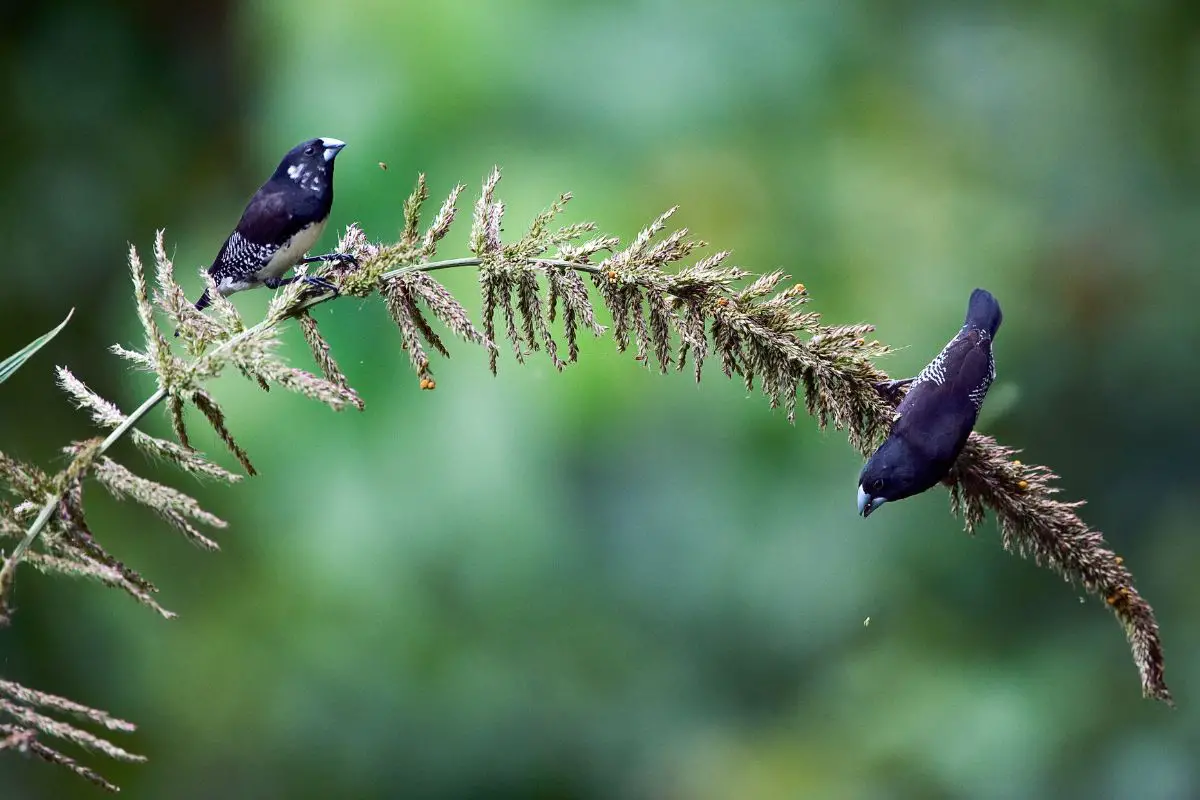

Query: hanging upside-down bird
[190,137,355,314]
[857,288,1003,518]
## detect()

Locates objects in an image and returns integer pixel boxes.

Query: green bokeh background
[2,1,1198,797]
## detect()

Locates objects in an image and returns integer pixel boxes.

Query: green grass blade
[0,308,74,385]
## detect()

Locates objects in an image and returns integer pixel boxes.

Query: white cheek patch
[287,163,325,191]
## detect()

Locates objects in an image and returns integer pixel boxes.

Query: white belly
[260,219,327,280]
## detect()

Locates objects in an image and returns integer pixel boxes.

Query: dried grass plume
[0,162,1171,791]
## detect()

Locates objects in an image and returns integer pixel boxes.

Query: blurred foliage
[1,0,1198,797]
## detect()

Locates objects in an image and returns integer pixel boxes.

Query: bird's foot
[300,275,339,297]
[301,251,359,269]
[264,273,340,298]
[874,377,915,405]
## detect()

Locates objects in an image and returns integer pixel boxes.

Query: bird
[857,288,1003,518]
[190,137,354,314]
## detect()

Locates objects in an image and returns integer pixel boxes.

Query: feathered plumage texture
[192,137,349,313]
[858,288,1002,517]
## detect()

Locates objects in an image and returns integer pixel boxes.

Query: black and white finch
[192,137,353,313]
[857,288,1003,518]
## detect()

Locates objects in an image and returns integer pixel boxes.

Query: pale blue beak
[320,138,346,161]
[857,484,886,518]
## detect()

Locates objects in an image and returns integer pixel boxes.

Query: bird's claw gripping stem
[301,252,359,269]
[299,275,339,294]
[264,273,340,302]
[874,377,915,406]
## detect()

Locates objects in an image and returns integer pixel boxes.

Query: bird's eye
[304,146,316,156]
[872,479,884,491]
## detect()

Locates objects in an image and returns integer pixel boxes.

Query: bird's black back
[209,138,338,272]
[892,331,991,467]
[893,290,1000,464]
[861,289,1002,502]
[228,183,330,252]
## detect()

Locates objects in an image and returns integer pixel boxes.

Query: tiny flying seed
[379,162,388,171]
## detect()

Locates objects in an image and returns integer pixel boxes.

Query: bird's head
[276,137,346,191]
[856,437,926,518]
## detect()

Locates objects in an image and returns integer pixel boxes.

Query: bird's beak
[857,484,886,518]
[320,138,346,161]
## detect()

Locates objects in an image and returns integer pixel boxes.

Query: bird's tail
[964,288,1002,337]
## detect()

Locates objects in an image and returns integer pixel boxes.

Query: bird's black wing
[207,184,327,279]
[892,332,991,464]
[234,186,314,246]
[949,329,995,410]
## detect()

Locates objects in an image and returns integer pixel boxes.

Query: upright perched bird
[191,137,352,313]
[857,288,1003,518]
